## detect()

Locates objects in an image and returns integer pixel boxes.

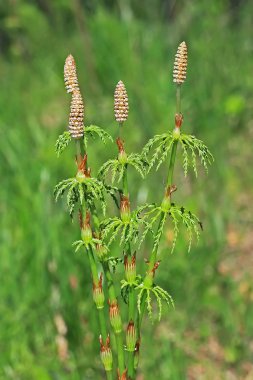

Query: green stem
[136,83,182,375]
[115,332,125,375]
[87,247,107,340]
[138,296,146,330]
[75,138,84,166]
[104,262,126,376]
[142,143,179,283]
[93,208,126,374]
[106,371,113,380]
[87,248,113,379]
[118,123,135,378]
[98,308,107,343]
[118,121,123,139]
[166,140,178,189]
[128,353,134,380]
[126,242,135,322]
[144,84,181,280]
[122,165,129,196]
[75,133,113,377]
[87,246,98,281]
[128,286,135,321]
[91,204,126,376]
[87,247,113,377]
[176,84,181,114]
[127,282,135,379]
[144,213,164,278]
[103,261,117,301]
[122,169,135,378]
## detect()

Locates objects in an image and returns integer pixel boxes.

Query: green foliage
[180,134,214,177]
[84,125,113,147]
[100,204,155,249]
[55,125,112,159]
[73,237,103,252]
[106,256,123,272]
[137,284,174,321]
[54,176,107,217]
[169,204,201,252]
[142,132,213,176]
[121,276,142,304]
[137,203,201,253]
[104,184,122,209]
[100,214,138,248]
[55,131,72,157]
[142,132,174,172]
[98,153,148,184]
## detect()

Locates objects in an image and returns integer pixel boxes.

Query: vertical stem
[103,262,125,374]
[74,129,114,378]
[87,247,113,379]
[128,354,134,379]
[137,296,146,329]
[176,84,181,114]
[75,138,84,166]
[144,84,181,276]
[92,206,126,375]
[87,247,107,341]
[118,121,123,139]
[98,308,107,343]
[122,166,135,378]
[75,139,82,157]
[103,261,117,301]
[115,332,125,375]
[128,287,135,321]
[144,213,164,277]
[122,166,129,196]
[166,140,178,189]
[106,372,113,380]
[136,84,182,376]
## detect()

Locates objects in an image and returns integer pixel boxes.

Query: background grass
[1,1,253,379]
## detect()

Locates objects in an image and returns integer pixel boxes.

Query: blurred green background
[1,1,253,379]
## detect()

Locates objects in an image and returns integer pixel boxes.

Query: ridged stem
[122,165,129,196]
[87,246,108,340]
[87,234,114,379]
[176,84,181,114]
[128,283,135,321]
[136,84,182,374]
[116,331,125,375]
[87,243,113,379]
[75,139,83,162]
[166,141,178,194]
[142,138,178,288]
[92,207,126,376]
[103,261,126,375]
[106,371,113,380]
[126,243,135,380]
[75,141,112,378]
[122,167,135,379]
[103,261,117,300]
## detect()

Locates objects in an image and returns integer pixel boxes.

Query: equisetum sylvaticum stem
[54,41,213,380]
[136,43,187,364]
[91,206,126,377]
[114,80,136,379]
[77,148,114,380]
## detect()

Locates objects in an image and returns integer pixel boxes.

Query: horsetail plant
[54,42,213,379]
